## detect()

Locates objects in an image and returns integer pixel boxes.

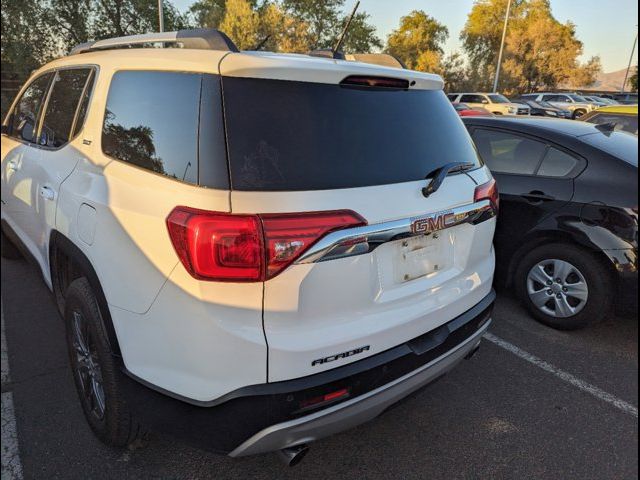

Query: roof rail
[70,28,239,55]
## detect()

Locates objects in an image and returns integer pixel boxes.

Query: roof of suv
[34,42,443,90]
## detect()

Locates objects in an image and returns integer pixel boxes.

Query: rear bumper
[119,290,495,455]
[604,248,637,311]
[230,317,490,457]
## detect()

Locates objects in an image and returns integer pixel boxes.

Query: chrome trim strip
[296,200,495,264]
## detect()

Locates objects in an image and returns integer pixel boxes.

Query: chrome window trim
[296,199,496,264]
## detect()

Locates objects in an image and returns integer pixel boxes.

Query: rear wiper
[422,162,476,198]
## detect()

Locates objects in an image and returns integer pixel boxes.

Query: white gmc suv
[0,29,497,465]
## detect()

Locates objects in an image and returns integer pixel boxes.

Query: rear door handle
[39,185,56,201]
[520,191,555,204]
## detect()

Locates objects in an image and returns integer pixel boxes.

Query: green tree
[385,10,448,72]
[189,0,227,28]
[461,0,600,92]
[1,0,55,73]
[92,0,190,39]
[460,0,525,91]
[219,0,261,49]
[257,2,311,53]
[280,0,341,49]
[280,0,380,52]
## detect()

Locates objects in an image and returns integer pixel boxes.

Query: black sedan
[463,117,638,330]
[513,98,572,118]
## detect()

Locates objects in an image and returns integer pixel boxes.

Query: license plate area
[392,233,450,283]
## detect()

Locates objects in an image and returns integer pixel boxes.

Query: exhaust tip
[277,444,309,467]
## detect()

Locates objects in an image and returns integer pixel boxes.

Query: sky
[172,0,639,73]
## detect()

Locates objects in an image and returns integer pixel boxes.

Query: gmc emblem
[312,346,371,366]
[411,211,457,235]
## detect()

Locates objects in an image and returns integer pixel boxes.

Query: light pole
[493,0,512,93]
[158,0,165,32]
[621,27,638,93]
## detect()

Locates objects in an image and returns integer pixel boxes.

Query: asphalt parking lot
[1,256,637,480]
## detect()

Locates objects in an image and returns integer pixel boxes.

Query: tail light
[167,208,366,282]
[474,178,499,212]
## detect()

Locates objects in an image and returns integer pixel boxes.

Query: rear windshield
[222,77,481,191]
[580,131,638,166]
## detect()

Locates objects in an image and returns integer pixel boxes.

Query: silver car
[520,93,598,119]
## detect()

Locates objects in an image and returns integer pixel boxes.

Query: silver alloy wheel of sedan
[71,310,106,420]
[526,259,589,318]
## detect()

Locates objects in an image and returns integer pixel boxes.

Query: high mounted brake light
[167,208,366,282]
[340,75,410,89]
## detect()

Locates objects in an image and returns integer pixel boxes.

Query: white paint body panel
[233,168,496,382]
[2,47,496,402]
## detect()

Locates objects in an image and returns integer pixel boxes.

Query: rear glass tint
[102,71,202,185]
[222,78,481,191]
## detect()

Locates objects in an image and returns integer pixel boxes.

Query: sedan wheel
[515,243,613,330]
[526,259,588,318]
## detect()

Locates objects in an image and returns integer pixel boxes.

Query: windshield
[538,101,556,109]
[222,78,482,191]
[581,131,638,166]
[488,94,511,104]
[569,94,589,102]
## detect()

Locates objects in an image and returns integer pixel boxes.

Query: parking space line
[1,300,24,480]
[484,333,638,418]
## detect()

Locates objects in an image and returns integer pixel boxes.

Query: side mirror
[482,99,489,104]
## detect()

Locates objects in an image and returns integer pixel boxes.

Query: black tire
[572,109,587,119]
[514,243,613,330]
[64,278,142,447]
[1,228,22,260]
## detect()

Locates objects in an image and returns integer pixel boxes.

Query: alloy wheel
[71,311,106,420]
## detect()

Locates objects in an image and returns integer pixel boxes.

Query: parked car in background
[580,95,610,107]
[586,96,619,106]
[513,98,572,118]
[1,28,499,462]
[598,92,639,105]
[581,105,638,135]
[463,116,638,330]
[520,93,597,119]
[453,102,493,117]
[447,93,530,116]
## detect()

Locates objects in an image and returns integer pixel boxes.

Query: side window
[537,148,579,177]
[102,71,201,185]
[72,70,96,138]
[7,73,53,143]
[472,129,547,175]
[461,94,484,104]
[39,69,93,148]
[447,94,458,102]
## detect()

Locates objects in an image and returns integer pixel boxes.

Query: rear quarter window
[102,70,228,187]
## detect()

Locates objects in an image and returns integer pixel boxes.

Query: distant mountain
[590,68,631,91]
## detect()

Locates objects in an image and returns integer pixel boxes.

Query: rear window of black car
[221,77,481,191]
[581,131,638,166]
